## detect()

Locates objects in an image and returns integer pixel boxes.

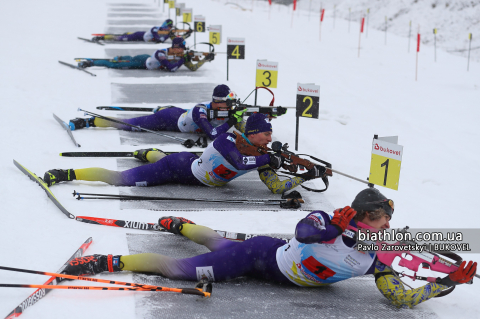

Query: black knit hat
[351,188,394,218]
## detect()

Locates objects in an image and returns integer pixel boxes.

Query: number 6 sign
[369,137,403,190]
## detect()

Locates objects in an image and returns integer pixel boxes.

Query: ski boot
[43,169,76,187]
[133,148,166,163]
[68,117,95,130]
[77,60,94,69]
[63,254,123,276]
[91,36,105,42]
[158,216,195,235]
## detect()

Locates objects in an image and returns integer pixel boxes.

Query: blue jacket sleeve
[213,133,270,170]
[191,106,232,140]
[154,50,185,72]
[151,26,169,42]
[295,211,342,244]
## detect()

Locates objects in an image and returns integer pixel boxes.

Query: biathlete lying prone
[63,188,478,309]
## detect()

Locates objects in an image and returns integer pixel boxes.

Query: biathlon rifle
[94,105,286,118]
[351,221,479,297]
[235,133,370,192]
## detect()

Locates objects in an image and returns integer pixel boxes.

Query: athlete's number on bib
[302,96,313,118]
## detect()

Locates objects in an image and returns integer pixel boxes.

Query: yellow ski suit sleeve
[257,165,305,194]
[234,120,246,133]
[373,261,450,308]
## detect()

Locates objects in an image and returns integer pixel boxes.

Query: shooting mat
[108,13,162,18]
[126,233,438,319]
[107,19,160,26]
[111,83,217,104]
[116,159,334,212]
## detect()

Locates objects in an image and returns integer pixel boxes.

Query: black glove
[300,165,326,181]
[269,153,284,169]
[205,53,215,62]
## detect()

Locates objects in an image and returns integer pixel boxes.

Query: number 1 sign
[369,137,403,190]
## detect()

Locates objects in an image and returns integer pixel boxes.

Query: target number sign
[227,38,245,59]
[209,25,222,45]
[369,139,403,190]
[296,83,319,118]
[183,8,192,22]
[255,60,278,88]
[194,15,205,32]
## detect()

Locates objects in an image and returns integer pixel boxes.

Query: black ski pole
[73,191,304,207]
[59,151,204,158]
[78,108,201,148]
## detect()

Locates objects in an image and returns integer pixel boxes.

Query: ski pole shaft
[78,109,189,143]
[97,106,156,112]
[60,151,204,158]
[0,284,209,296]
[0,266,157,289]
[330,168,369,185]
[73,191,294,204]
[61,152,133,157]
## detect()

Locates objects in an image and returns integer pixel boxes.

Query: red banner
[321,9,325,22]
[361,17,365,33]
[293,0,297,11]
[417,33,421,52]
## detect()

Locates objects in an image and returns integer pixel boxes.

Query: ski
[59,151,204,158]
[77,37,104,46]
[75,216,275,241]
[58,61,96,77]
[13,160,75,219]
[53,113,81,148]
[4,237,92,319]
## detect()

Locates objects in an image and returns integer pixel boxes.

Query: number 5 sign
[209,25,222,45]
[255,60,278,88]
[369,137,403,190]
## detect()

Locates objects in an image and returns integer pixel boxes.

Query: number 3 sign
[255,60,278,88]
[369,137,403,190]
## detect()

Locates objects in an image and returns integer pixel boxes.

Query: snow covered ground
[0,0,479,318]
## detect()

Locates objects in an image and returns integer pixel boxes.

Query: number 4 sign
[226,38,245,81]
[369,136,403,190]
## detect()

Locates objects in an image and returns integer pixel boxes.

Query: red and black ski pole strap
[107,255,114,273]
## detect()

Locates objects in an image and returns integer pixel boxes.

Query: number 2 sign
[296,83,319,118]
[369,138,403,190]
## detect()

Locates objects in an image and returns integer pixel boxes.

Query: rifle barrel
[330,168,369,185]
